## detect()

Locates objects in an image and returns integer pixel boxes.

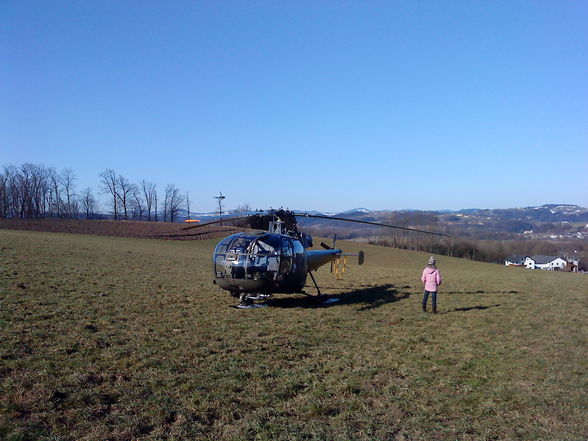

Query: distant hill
[178,204,588,241]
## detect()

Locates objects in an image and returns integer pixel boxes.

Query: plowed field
[0,218,236,240]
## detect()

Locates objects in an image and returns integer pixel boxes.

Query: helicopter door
[214,235,255,280]
[279,238,293,276]
[213,234,237,278]
[214,254,227,278]
[245,235,281,281]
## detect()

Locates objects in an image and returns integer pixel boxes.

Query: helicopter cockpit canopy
[213,232,307,292]
[214,233,282,256]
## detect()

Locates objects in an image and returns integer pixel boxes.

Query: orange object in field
[184,219,200,223]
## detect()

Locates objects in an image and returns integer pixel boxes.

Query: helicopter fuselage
[212,232,342,295]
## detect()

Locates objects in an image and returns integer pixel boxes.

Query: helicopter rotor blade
[180,213,255,231]
[295,213,450,237]
[180,210,281,231]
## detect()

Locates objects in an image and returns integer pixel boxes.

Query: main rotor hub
[250,209,299,237]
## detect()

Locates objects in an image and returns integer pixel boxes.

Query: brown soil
[0,218,238,240]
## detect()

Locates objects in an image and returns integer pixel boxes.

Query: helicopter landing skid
[236,293,271,309]
[248,294,271,301]
[308,271,322,296]
[306,272,340,304]
[236,303,268,309]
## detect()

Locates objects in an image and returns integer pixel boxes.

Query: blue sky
[2,1,587,213]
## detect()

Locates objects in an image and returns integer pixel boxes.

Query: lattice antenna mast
[213,192,226,225]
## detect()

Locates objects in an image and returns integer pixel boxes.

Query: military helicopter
[182,209,449,308]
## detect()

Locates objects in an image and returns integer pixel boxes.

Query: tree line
[0,163,190,222]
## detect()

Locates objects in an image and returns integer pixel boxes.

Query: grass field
[1,228,587,440]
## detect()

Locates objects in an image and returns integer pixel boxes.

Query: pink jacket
[421,267,442,292]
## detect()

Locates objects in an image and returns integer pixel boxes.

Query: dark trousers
[422,290,437,309]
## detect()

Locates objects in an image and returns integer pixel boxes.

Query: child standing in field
[421,256,442,314]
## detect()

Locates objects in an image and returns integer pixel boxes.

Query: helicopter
[181,209,450,308]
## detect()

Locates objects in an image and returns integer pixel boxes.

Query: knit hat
[427,256,436,266]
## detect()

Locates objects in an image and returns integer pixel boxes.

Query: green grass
[1,229,587,440]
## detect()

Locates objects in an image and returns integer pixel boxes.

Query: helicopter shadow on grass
[444,290,519,295]
[266,284,411,310]
[445,304,502,313]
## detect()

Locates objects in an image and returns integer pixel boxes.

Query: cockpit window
[214,234,239,254]
[253,234,282,254]
[228,236,254,253]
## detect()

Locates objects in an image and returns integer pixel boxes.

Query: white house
[525,255,568,270]
[524,256,536,269]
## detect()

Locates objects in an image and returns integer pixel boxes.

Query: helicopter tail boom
[306,249,343,272]
[340,251,365,265]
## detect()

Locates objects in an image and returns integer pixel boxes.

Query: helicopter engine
[212,232,308,295]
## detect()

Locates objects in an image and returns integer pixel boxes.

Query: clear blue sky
[2,1,587,213]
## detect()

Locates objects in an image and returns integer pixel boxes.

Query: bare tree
[9,167,22,217]
[115,174,135,220]
[47,168,62,217]
[0,167,9,218]
[80,187,97,219]
[165,184,183,223]
[99,169,119,220]
[16,163,34,218]
[141,180,157,221]
[0,166,18,218]
[32,166,50,217]
[130,185,144,220]
[60,168,78,218]
[162,186,169,222]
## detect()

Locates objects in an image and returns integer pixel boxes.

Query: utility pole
[214,192,226,225]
